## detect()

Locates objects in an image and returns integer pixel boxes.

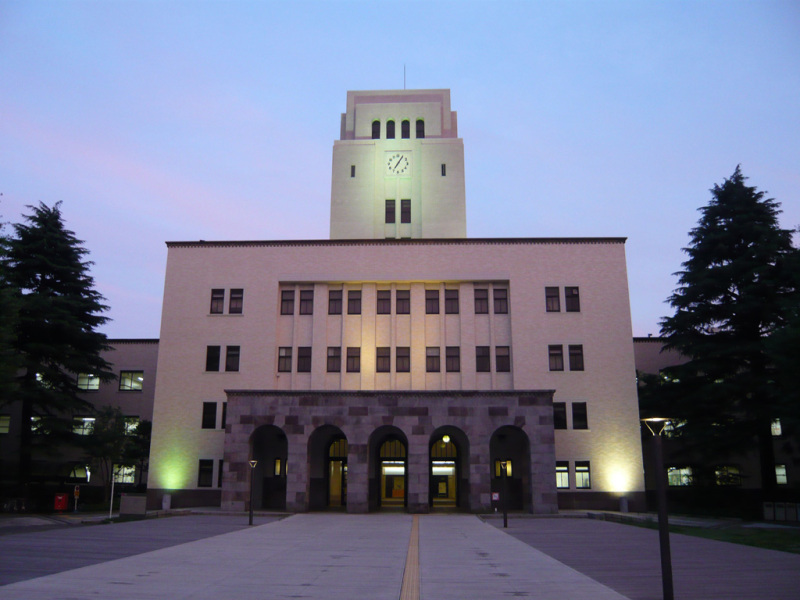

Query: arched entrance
[429,426,470,510]
[307,425,348,510]
[368,426,408,511]
[250,425,288,510]
[489,426,531,511]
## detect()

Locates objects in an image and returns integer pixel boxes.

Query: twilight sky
[1,1,798,339]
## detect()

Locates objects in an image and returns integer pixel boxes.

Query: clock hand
[394,157,403,169]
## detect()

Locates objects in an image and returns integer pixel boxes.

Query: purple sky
[2,1,798,339]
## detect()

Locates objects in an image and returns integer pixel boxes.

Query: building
[147,89,645,513]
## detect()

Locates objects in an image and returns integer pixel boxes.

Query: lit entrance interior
[430,435,457,508]
[328,437,348,508]
[380,438,406,508]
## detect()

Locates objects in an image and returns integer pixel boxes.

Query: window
[444,289,459,314]
[210,288,224,314]
[280,290,294,315]
[385,199,396,224]
[396,290,410,314]
[572,402,588,429]
[377,290,391,314]
[119,370,144,391]
[376,347,391,373]
[426,347,440,372]
[548,345,564,371]
[494,460,512,477]
[198,459,214,487]
[400,199,411,223]
[496,346,510,372]
[425,289,439,314]
[493,288,508,314]
[346,347,361,373]
[228,289,244,314]
[31,416,44,434]
[553,403,567,429]
[278,347,292,372]
[221,403,227,429]
[350,165,356,178]
[371,120,380,139]
[348,290,361,314]
[218,460,224,488]
[474,289,489,314]
[416,119,425,139]
[201,402,216,429]
[476,346,490,372]
[667,466,693,487]
[771,418,782,437]
[327,347,341,373]
[568,345,584,371]
[113,464,135,484]
[575,461,591,489]
[441,163,446,176]
[299,290,314,315]
[386,120,395,139]
[565,287,580,312]
[401,119,410,139]
[776,465,788,485]
[545,287,560,312]
[715,465,741,486]
[556,462,569,489]
[328,290,342,315]
[396,347,410,372]
[72,417,95,436]
[0,415,10,434]
[77,373,100,391]
[297,347,312,373]
[206,346,221,372]
[445,347,460,372]
[225,346,240,372]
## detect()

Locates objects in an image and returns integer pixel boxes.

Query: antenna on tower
[404,64,406,89]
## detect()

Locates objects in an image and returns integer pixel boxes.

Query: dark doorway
[489,426,531,511]
[250,425,288,511]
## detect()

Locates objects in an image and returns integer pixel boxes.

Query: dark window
[476,346,490,372]
[198,459,214,487]
[496,346,511,372]
[280,290,294,315]
[545,287,560,312]
[350,165,355,178]
[493,288,508,314]
[225,346,240,372]
[572,402,588,429]
[119,370,144,391]
[396,290,410,314]
[327,347,341,372]
[444,289,459,314]
[348,290,362,314]
[328,290,342,315]
[210,289,224,314]
[568,345,584,371]
[401,119,410,139]
[553,403,567,429]
[426,347,440,372]
[474,289,489,314]
[376,347,390,373]
[221,403,227,429]
[201,402,216,429]
[217,460,224,489]
[299,290,314,315]
[206,346,221,372]
[377,290,391,314]
[297,347,312,373]
[346,347,360,372]
[400,199,411,223]
[556,462,570,489]
[372,120,380,139]
[575,461,591,489]
[385,199,396,224]
[416,119,425,139]
[386,120,395,139]
[278,347,292,372]
[446,347,460,372]
[549,345,564,371]
[396,347,410,372]
[425,290,439,314]
[229,289,243,314]
[441,163,446,176]
[565,287,580,312]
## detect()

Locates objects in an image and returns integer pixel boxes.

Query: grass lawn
[670,523,800,554]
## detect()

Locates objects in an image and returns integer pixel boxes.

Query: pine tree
[655,166,799,492]
[0,216,20,403]
[5,202,114,484]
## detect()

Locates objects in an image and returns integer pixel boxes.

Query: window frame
[205,346,221,372]
[476,346,491,372]
[416,119,425,139]
[545,287,560,312]
[77,373,100,391]
[426,347,440,373]
[297,346,312,373]
[119,370,144,391]
[556,461,570,489]
[280,290,295,315]
[346,347,361,373]
[493,288,509,314]
[495,346,511,372]
[568,345,584,371]
[400,199,411,223]
[278,347,292,372]
[347,290,362,315]
[565,287,580,312]
[396,290,410,314]
[385,199,396,224]
[572,402,588,429]
[548,345,564,371]
[425,289,439,314]
[575,461,591,489]
[377,290,391,315]
[328,290,342,315]
[210,288,225,314]
[225,346,240,372]
[327,347,341,373]
[444,289,459,314]
[445,347,460,373]
[376,347,391,373]
[474,289,489,314]
[198,459,214,488]
[401,119,410,139]
[386,120,395,139]
[201,402,217,429]
[229,288,244,314]
[396,347,410,373]
[299,290,314,315]
[371,120,380,139]
[553,402,567,430]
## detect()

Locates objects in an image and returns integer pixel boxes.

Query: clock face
[386,153,411,175]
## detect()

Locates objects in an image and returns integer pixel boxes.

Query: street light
[500,460,509,529]
[642,418,674,600]
[248,460,258,526]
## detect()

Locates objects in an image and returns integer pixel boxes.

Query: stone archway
[368,425,408,511]
[250,425,288,511]
[489,425,531,511]
[307,425,348,510]
[429,426,470,511]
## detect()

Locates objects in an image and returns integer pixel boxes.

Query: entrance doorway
[490,426,531,511]
[379,438,407,508]
[430,435,457,508]
[328,437,348,508]
[250,425,288,511]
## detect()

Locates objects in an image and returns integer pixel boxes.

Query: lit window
[572,402,588,429]
[278,347,292,372]
[444,289,459,314]
[548,345,564,371]
[202,402,216,429]
[425,290,439,314]
[328,290,342,315]
[206,346,221,372]
[667,466,693,486]
[494,460,512,477]
[396,290,410,314]
[229,289,243,314]
[476,346,490,372]
[0,415,10,434]
[493,288,508,314]
[396,347,410,373]
[776,465,788,485]
[348,290,361,315]
[386,120,395,139]
[198,459,214,487]
[445,347,460,372]
[123,417,139,435]
[327,347,341,373]
[346,347,361,373]
[371,120,380,139]
[568,345,584,371]
[377,290,391,314]
[77,373,100,391]
[376,347,391,373]
[385,199,396,224]
[401,199,411,223]
[565,287,580,312]
[210,289,224,314]
[225,346,240,372]
[297,347,312,372]
[714,465,741,486]
[556,462,569,489]
[31,416,44,434]
[113,464,135,484]
[474,289,489,314]
[426,347,440,373]
[771,418,782,437]
[119,370,144,391]
[553,403,567,429]
[299,290,314,315]
[545,287,560,312]
[575,461,591,489]
[73,417,95,436]
[280,290,294,315]
[496,346,510,372]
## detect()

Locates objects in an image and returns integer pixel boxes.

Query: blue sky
[1,0,798,339]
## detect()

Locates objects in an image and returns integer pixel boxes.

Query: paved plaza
[0,512,798,599]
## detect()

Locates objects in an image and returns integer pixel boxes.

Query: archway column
[407,436,429,513]
[346,442,368,513]
[286,433,309,511]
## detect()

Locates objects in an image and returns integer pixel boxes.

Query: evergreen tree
[4,202,114,484]
[653,166,799,491]
[0,216,20,402]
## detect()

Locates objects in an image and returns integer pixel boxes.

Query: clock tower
[330,89,467,239]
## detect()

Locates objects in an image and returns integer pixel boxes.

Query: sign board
[491,492,500,501]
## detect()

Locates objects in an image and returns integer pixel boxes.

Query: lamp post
[500,460,509,529]
[248,460,258,526]
[642,418,674,600]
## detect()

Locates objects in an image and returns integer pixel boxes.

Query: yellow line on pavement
[399,515,420,600]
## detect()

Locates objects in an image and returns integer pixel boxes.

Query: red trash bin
[54,493,68,512]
